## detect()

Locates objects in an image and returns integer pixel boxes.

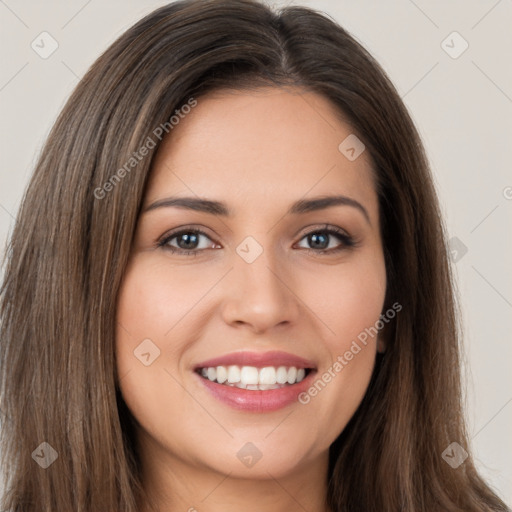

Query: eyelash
[157,224,357,256]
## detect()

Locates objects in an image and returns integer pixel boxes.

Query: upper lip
[194,350,317,370]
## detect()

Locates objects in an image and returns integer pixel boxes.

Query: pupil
[176,232,330,251]
[310,233,328,249]
[178,233,198,249]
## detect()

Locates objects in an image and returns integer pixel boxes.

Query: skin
[116,86,387,512]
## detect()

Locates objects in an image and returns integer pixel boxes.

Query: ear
[376,321,390,353]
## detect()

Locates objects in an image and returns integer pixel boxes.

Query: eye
[157,228,219,256]
[157,224,356,256]
[295,225,356,254]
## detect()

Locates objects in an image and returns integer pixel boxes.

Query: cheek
[294,253,386,434]
[115,257,218,360]
[114,259,201,448]
[117,259,199,336]
[299,251,386,347]
[114,259,197,403]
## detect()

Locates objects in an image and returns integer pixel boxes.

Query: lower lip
[195,371,316,412]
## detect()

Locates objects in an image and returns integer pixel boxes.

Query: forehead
[145,87,377,217]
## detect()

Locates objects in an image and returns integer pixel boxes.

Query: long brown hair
[0,1,509,510]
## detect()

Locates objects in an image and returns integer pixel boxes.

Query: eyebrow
[143,194,371,225]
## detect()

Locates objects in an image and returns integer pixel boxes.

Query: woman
[0,0,509,510]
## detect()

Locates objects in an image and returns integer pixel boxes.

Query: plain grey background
[1,0,511,504]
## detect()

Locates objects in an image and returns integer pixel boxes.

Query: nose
[220,245,301,334]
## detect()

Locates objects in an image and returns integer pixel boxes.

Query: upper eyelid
[159,224,352,248]
[159,225,216,244]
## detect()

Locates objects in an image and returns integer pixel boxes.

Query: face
[116,87,387,489]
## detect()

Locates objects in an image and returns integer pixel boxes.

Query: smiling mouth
[195,365,314,391]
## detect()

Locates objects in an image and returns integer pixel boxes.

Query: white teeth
[207,367,216,381]
[198,364,310,389]
[259,383,281,390]
[276,366,288,384]
[227,365,241,383]
[259,366,276,385]
[287,367,297,384]
[240,366,259,386]
[216,366,228,384]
